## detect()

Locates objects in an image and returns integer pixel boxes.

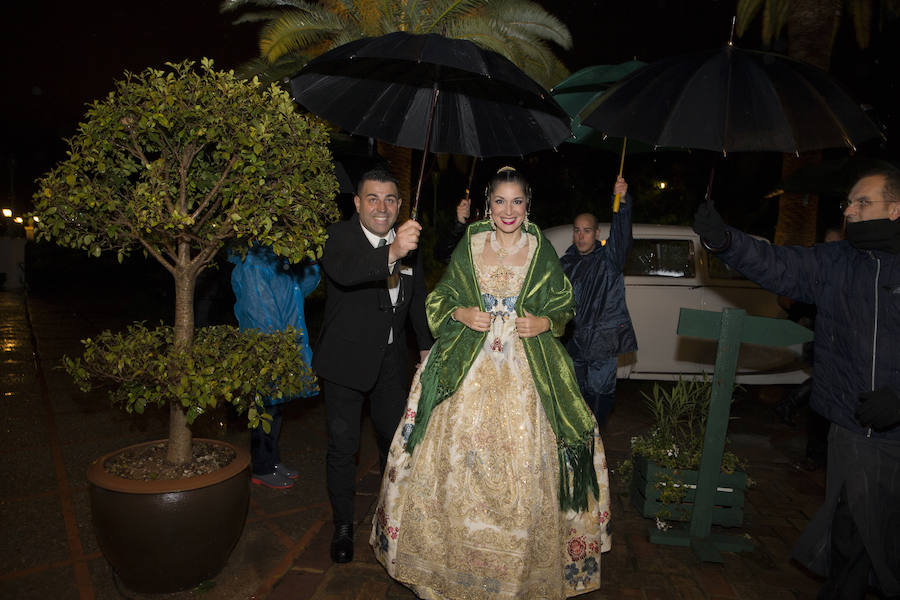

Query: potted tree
[31,59,339,592]
[622,377,748,528]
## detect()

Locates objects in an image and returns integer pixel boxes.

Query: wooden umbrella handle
[464,156,477,201]
[613,137,627,213]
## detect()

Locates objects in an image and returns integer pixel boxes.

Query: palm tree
[736,0,899,245]
[221,0,573,212]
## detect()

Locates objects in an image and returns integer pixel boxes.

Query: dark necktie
[378,238,401,291]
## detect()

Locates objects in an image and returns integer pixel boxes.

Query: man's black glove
[855,388,900,430]
[693,203,729,250]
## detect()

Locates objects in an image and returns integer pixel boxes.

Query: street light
[1,208,11,218]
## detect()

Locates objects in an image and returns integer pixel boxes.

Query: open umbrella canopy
[551,61,647,146]
[581,44,883,155]
[290,31,572,158]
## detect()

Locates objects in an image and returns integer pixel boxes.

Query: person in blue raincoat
[230,245,320,489]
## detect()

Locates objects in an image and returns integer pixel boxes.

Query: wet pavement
[0,284,861,599]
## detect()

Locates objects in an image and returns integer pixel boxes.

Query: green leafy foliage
[30,59,339,462]
[222,0,572,89]
[630,376,742,474]
[32,59,339,268]
[64,323,318,434]
[622,377,744,520]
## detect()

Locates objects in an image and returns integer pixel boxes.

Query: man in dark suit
[313,167,433,563]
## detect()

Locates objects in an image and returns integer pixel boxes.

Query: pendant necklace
[490,230,527,262]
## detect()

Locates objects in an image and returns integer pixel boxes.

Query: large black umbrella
[581,44,883,155]
[290,31,571,217]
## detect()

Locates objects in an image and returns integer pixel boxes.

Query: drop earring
[523,212,530,230]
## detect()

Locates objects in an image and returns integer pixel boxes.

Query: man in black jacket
[694,169,900,599]
[313,167,433,563]
[559,177,637,428]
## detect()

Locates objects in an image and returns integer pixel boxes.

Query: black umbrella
[777,155,897,196]
[290,32,572,218]
[581,44,883,156]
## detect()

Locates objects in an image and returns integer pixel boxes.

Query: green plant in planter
[65,323,317,432]
[31,59,340,466]
[624,376,745,521]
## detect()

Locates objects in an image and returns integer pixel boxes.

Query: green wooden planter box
[630,455,747,527]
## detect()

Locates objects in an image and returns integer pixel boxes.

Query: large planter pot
[630,455,746,527]
[87,438,250,593]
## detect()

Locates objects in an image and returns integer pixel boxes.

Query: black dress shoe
[330,522,354,563]
[773,400,796,427]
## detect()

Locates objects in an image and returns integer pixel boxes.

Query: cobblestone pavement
[2,286,863,599]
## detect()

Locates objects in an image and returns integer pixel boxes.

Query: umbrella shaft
[411,86,440,221]
[465,157,478,201]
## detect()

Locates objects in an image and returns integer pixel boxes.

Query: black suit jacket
[312,214,433,391]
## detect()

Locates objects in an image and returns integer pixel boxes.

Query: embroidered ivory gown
[371,231,611,599]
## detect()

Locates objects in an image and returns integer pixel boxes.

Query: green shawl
[406,220,599,511]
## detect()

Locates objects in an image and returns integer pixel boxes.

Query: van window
[625,239,696,278]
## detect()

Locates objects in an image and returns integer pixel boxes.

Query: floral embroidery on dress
[567,536,587,561]
[582,556,598,577]
[400,422,413,444]
[486,267,514,288]
[369,230,612,599]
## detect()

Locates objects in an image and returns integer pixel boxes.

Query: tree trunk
[377,141,414,221]
[166,240,197,465]
[775,0,842,246]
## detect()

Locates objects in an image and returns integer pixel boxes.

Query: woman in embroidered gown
[371,167,611,599]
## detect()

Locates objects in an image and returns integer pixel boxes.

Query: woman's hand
[516,309,550,338]
[452,307,491,332]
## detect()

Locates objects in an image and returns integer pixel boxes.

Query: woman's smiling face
[489,182,527,234]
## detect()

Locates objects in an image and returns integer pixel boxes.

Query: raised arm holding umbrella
[551,61,651,214]
[577,32,885,577]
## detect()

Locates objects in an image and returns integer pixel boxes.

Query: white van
[543,223,810,384]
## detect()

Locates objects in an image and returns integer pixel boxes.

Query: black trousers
[818,487,872,600]
[250,404,283,475]
[323,342,408,524]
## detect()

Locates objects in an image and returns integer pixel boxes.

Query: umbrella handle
[613,137,627,213]
[464,156,477,202]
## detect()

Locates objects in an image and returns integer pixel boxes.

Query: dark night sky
[2,0,898,216]
[1,0,258,209]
